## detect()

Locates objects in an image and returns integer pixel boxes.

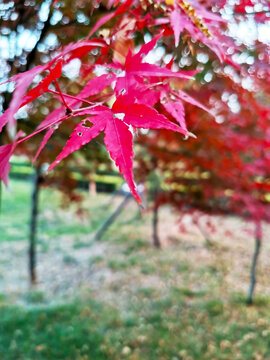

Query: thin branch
[50,72,72,112]
[48,89,94,105]
[17,114,70,146]
[72,105,99,114]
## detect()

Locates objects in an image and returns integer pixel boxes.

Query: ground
[0,179,270,359]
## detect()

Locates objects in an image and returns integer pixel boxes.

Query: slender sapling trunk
[152,194,161,248]
[29,166,41,285]
[94,193,131,241]
[247,221,262,305]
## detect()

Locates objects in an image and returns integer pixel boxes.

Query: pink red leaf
[38,73,115,131]
[170,7,186,46]
[88,0,135,38]
[37,107,66,130]
[49,113,108,171]
[112,98,188,135]
[57,40,106,63]
[88,12,116,38]
[132,88,160,107]
[124,106,186,134]
[114,0,135,15]
[0,108,12,134]
[235,0,254,13]
[0,64,46,87]
[0,65,47,135]
[0,130,24,185]
[79,73,116,99]
[126,61,197,80]
[163,100,187,132]
[32,126,57,164]
[21,60,63,107]
[0,144,13,186]
[104,115,141,203]
[132,32,163,62]
[175,90,214,117]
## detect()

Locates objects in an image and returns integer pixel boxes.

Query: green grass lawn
[0,179,33,241]
[1,179,270,359]
[0,178,113,242]
[1,292,270,359]
[0,300,118,360]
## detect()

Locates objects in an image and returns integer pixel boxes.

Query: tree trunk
[153,200,161,248]
[94,193,131,241]
[29,167,41,285]
[247,221,262,305]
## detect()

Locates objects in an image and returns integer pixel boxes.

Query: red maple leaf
[48,95,188,203]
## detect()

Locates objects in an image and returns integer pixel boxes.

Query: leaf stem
[16,115,69,146]
[48,89,94,105]
[16,104,102,146]
[49,69,73,112]
[72,105,100,114]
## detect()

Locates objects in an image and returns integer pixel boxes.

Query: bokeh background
[1,0,270,359]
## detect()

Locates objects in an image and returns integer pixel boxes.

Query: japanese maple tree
[1,0,270,298]
[3,0,269,202]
